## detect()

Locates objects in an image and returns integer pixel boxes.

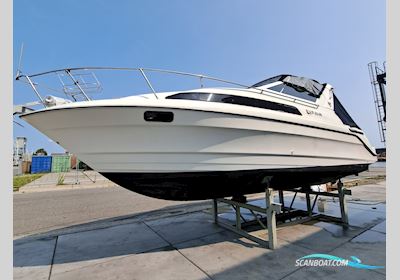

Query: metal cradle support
[212,180,351,250]
[213,186,282,249]
[282,180,351,225]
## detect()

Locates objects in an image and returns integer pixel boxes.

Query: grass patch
[13,173,44,191]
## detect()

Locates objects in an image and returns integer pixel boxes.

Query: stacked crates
[31,156,52,174]
[51,154,71,173]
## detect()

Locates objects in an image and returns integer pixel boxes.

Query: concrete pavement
[14,186,199,237]
[14,182,386,280]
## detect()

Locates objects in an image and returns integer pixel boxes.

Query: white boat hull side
[21,105,376,200]
[21,106,376,173]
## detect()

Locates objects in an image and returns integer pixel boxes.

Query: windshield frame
[252,75,326,103]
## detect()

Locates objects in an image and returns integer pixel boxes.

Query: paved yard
[14,186,199,237]
[14,181,386,280]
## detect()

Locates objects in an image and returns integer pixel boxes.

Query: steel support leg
[213,199,218,223]
[338,181,349,225]
[235,205,241,230]
[266,187,278,249]
[278,190,285,211]
[306,192,312,217]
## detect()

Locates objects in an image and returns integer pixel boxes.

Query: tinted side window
[333,95,360,129]
[166,92,210,101]
[167,93,301,115]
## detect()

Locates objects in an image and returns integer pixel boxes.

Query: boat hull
[102,164,368,200]
[21,104,376,200]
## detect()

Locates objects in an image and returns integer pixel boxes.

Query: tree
[34,148,48,156]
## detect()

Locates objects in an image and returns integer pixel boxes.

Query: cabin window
[167,92,301,115]
[333,95,360,129]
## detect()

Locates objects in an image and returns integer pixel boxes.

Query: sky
[13,0,386,154]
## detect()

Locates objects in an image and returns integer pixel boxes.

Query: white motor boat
[16,67,377,200]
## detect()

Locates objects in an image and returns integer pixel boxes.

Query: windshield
[267,83,317,102]
[252,74,325,102]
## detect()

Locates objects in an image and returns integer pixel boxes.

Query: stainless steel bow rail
[15,67,251,106]
[212,180,351,249]
[15,66,319,109]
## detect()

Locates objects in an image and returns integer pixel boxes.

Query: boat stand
[212,180,351,250]
[280,180,351,225]
[213,187,282,249]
